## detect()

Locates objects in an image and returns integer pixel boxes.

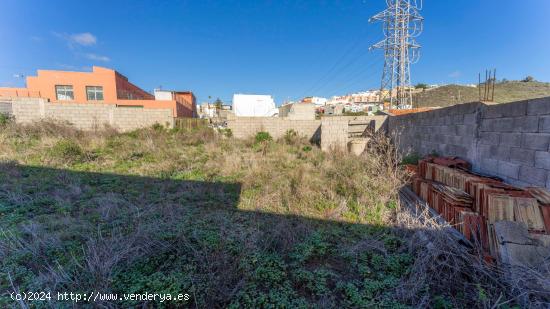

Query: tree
[415,83,429,90]
[522,76,535,83]
[214,98,223,110]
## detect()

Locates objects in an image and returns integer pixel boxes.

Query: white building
[153,89,173,100]
[309,97,328,106]
[198,103,217,118]
[232,94,278,117]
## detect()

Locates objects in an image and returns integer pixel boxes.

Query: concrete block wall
[0,102,12,115]
[477,98,550,188]
[11,99,174,132]
[389,97,550,189]
[388,102,481,163]
[228,115,388,148]
[227,117,322,141]
[321,116,388,151]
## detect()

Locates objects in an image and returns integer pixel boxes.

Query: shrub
[415,83,429,89]
[152,123,165,131]
[401,153,420,165]
[50,139,83,161]
[0,114,11,126]
[218,128,233,138]
[254,132,273,155]
[283,129,298,145]
[255,131,272,143]
[522,76,535,82]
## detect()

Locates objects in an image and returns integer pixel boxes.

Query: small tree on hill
[214,98,223,110]
[522,76,535,83]
[415,83,429,90]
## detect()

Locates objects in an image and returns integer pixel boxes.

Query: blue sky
[1,0,550,105]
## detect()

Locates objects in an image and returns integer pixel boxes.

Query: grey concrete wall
[227,115,388,147]
[388,97,550,189]
[11,99,174,132]
[388,102,481,162]
[0,102,12,115]
[321,116,388,151]
[227,117,321,142]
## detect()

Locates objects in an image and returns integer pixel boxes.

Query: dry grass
[0,120,524,307]
[413,81,550,108]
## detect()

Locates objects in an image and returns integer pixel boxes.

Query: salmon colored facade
[0,66,195,118]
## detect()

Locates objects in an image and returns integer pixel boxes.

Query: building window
[55,85,74,101]
[86,86,104,101]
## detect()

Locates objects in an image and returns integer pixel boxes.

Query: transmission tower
[370,0,424,108]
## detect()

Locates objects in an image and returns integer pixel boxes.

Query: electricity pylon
[370,0,424,108]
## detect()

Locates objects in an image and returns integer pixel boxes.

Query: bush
[415,83,429,89]
[401,153,420,165]
[50,139,83,161]
[522,76,535,82]
[218,128,233,138]
[255,131,272,143]
[151,123,165,131]
[283,129,298,145]
[0,114,10,126]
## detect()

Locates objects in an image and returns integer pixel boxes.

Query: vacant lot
[0,121,510,308]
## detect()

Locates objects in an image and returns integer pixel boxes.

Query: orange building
[0,66,195,117]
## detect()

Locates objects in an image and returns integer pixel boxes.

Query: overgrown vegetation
[400,153,421,165]
[0,121,514,307]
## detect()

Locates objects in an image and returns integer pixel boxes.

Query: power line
[321,53,383,96]
[370,0,424,107]
[296,28,378,101]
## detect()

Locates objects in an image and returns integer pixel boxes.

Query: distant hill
[413,81,550,108]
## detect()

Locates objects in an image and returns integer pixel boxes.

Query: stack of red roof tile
[412,156,550,261]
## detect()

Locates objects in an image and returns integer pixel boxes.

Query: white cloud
[85,53,110,62]
[53,32,97,47]
[30,36,43,42]
[448,71,461,78]
[70,33,97,46]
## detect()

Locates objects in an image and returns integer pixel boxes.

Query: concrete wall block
[518,165,547,187]
[480,118,495,131]
[447,144,469,158]
[451,114,464,124]
[513,116,539,133]
[485,100,528,118]
[455,124,475,136]
[527,97,550,116]
[478,144,492,158]
[479,132,500,145]
[535,151,550,169]
[499,132,522,147]
[498,161,520,179]
[480,158,499,172]
[458,135,475,146]
[463,113,477,125]
[509,147,535,165]
[495,146,512,161]
[539,116,550,133]
[493,117,516,132]
[521,133,550,150]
